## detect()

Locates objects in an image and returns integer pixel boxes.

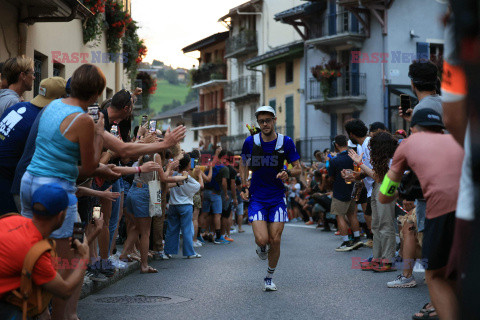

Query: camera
[71,222,85,249]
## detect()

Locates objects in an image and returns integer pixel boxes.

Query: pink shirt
[390,132,464,219]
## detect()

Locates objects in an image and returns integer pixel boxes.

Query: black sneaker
[335,240,354,252]
[99,260,116,277]
[89,268,108,282]
[351,238,364,250]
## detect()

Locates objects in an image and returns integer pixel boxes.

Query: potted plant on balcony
[311,60,342,100]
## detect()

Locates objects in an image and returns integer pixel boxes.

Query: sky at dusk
[131,0,245,68]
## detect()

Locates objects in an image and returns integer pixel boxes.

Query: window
[238,108,243,134]
[429,43,444,65]
[268,65,276,88]
[269,99,276,112]
[53,62,64,78]
[194,130,199,141]
[33,51,47,97]
[285,61,294,84]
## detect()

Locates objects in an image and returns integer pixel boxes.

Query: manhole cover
[96,295,171,304]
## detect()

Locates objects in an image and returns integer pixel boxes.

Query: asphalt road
[78,222,429,320]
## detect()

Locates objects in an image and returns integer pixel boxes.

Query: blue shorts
[125,183,150,218]
[20,171,78,239]
[202,189,222,214]
[248,198,288,223]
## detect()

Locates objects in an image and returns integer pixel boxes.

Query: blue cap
[31,183,77,216]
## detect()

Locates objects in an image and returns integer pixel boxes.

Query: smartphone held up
[71,222,85,249]
[88,103,99,123]
[400,94,411,115]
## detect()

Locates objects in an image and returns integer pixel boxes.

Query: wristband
[135,167,139,173]
[357,162,363,166]
[138,166,142,173]
[379,175,399,197]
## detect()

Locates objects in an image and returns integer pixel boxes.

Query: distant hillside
[148,79,190,113]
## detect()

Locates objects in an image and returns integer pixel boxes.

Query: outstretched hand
[348,149,363,165]
[163,126,186,149]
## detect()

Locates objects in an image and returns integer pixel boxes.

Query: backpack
[0,213,56,320]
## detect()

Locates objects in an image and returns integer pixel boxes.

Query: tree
[152,59,164,67]
[185,88,199,103]
[165,69,179,85]
[162,99,182,112]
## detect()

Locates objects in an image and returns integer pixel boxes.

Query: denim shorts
[125,183,150,218]
[20,171,79,239]
[202,189,222,214]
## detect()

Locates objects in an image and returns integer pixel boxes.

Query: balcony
[221,133,249,153]
[225,30,257,59]
[191,108,227,131]
[224,75,260,103]
[191,63,227,89]
[307,72,367,113]
[307,12,366,48]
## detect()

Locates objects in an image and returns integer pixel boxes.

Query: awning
[19,0,93,24]
[274,2,326,22]
[245,41,304,67]
[388,85,418,104]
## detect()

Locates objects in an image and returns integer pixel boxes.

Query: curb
[80,260,141,299]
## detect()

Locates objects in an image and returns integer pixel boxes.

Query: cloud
[132,0,245,68]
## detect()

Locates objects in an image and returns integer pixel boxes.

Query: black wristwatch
[281,169,291,176]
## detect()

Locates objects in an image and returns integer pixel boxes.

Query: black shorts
[221,203,232,218]
[356,187,367,204]
[422,211,456,270]
[77,196,93,223]
[364,197,372,216]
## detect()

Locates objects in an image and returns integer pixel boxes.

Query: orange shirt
[0,216,56,296]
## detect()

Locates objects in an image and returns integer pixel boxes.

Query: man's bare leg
[267,222,285,269]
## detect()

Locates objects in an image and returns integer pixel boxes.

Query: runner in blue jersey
[240,106,301,291]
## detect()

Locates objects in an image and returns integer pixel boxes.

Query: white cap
[255,105,276,118]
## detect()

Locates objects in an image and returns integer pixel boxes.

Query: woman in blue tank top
[19,64,106,319]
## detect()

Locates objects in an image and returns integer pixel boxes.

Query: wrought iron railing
[192,108,226,127]
[191,63,226,85]
[224,75,260,101]
[225,29,257,57]
[310,11,365,39]
[308,72,366,101]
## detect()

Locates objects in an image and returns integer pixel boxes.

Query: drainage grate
[96,295,171,304]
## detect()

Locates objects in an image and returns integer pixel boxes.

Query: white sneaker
[193,240,203,248]
[263,277,277,291]
[387,274,417,288]
[108,255,127,269]
[256,244,269,260]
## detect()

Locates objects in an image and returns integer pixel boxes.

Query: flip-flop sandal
[127,254,141,262]
[412,310,438,320]
[140,266,158,274]
[420,303,435,313]
[238,229,245,233]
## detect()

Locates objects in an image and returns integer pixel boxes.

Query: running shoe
[305,220,315,225]
[153,251,170,260]
[335,241,354,252]
[193,240,203,248]
[372,262,397,273]
[263,277,277,291]
[224,235,234,242]
[387,274,417,288]
[198,235,206,244]
[360,256,374,271]
[364,239,374,248]
[109,255,127,269]
[256,244,269,260]
[350,238,364,250]
[334,231,341,236]
[214,236,230,244]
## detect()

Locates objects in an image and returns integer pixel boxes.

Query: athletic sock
[353,231,360,238]
[266,267,275,279]
[342,235,349,242]
[215,229,221,239]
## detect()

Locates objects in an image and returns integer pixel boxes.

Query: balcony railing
[225,30,257,58]
[221,133,249,152]
[191,63,226,85]
[308,11,366,45]
[192,108,226,127]
[309,72,366,101]
[224,75,260,102]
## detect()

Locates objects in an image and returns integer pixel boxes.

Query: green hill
[148,79,189,113]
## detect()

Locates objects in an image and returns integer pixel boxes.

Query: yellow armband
[379,175,399,197]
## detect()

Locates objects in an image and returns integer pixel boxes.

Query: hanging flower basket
[82,0,106,45]
[311,60,343,100]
